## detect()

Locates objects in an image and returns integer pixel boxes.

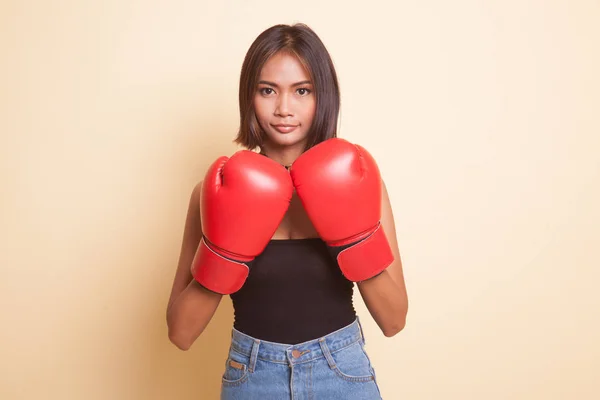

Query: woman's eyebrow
[258,80,313,87]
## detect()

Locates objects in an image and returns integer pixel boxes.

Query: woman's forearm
[357,269,408,337]
[167,279,223,350]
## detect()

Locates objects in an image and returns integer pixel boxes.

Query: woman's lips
[272,125,298,133]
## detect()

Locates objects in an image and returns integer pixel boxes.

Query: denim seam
[231,335,363,365]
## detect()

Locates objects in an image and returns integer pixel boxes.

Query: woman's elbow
[168,326,194,351]
[166,310,194,351]
[384,314,407,337]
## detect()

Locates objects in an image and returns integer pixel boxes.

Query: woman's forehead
[259,53,311,83]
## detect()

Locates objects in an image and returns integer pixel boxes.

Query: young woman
[167,23,408,399]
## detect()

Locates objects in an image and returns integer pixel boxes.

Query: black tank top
[230,238,357,344]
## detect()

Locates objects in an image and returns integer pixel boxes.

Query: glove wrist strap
[328,223,394,282]
[191,238,250,295]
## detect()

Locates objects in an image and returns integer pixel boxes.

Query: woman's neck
[260,143,305,168]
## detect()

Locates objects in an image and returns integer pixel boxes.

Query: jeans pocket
[221,348,250,387]
[329,340,375,383]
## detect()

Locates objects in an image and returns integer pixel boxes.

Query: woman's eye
[259,87,311,96]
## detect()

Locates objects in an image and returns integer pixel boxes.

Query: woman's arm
[166,181,222,350]
[357,180,409,337]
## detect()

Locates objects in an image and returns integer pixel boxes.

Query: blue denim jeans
[220,316,382,399]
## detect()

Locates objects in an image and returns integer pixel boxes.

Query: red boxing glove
[191,150,293,294]
[290,138,394,282]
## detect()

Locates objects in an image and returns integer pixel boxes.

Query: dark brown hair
[233,23,341,152]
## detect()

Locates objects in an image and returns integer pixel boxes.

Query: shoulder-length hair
[233,23,341,152]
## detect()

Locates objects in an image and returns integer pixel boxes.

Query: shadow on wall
[135,115,241,399]
[144,298,234,400]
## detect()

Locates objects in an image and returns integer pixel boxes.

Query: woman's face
[254,52,316,150]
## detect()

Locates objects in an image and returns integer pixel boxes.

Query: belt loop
[357,315,366,345]
[318,338,336,369]
[248,339,260,373]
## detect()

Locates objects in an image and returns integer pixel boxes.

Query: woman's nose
[275,93,292,116]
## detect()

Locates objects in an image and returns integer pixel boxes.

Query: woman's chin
[264,131,308,149]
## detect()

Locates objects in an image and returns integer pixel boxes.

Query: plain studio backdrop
[1,1,598,399]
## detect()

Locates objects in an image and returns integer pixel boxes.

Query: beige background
[1,0,599,399]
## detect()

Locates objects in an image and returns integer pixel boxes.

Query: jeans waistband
[229,316,366,367]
